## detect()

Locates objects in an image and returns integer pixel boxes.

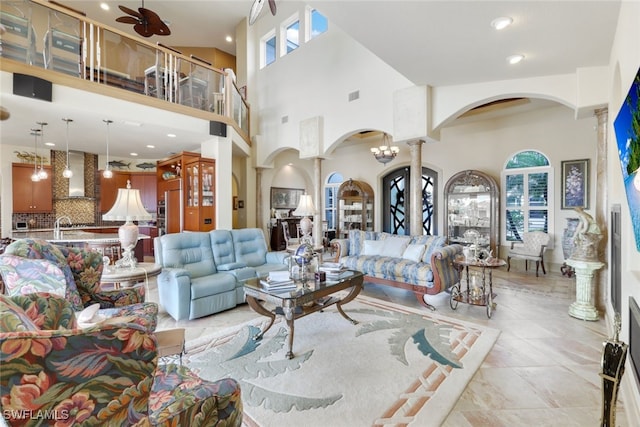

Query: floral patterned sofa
[332,230,463,309]
[0,292,243,426]
[0,238,158,332]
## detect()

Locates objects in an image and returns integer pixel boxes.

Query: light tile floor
[149,265,629,426]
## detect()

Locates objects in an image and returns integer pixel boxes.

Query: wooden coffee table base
[245,273,363,359]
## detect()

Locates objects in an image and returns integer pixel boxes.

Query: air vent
[348,90,360,102]
[282,115,289,124]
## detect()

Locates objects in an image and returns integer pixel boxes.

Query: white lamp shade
[293,194,315,216]
[103,188,152,221]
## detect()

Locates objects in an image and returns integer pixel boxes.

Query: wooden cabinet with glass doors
[444,170,499,257]
[184,158,215,231]
[336,179,374,239]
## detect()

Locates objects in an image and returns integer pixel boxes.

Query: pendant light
[36,122,48,179]
[62,118,73,178]
[103,119,113,178]
[30,128,41,182]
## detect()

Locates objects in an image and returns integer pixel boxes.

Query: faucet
[54,216,72,239]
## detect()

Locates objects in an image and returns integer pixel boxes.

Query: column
[255,167,264,232]
[407,139,425,236]
[594,108,608,310]
[313,158,322,247]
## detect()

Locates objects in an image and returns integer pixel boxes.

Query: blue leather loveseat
[154,228,288,320]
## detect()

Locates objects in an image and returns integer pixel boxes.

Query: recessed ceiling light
[167,133,176,138]
[130,152,138,156]
[491,16,513,30]
[100,3,110,11]
[506,54,524,64]
[45,142,55,146]
[226,35,233,43]
[146,144,155,149]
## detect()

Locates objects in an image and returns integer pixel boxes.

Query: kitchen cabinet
[156,151,215,233]
[99,171,130,212]
[444,169,499,257]
[100,171,156,213]
[129,172,157,212]
[336,179,374,239]
[138,226,158,257]
[184,158,215,231]
[12,163,53,213]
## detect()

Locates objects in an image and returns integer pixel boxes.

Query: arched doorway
[382,166,437,235]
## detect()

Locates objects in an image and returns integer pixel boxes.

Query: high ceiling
[0,1,622,159]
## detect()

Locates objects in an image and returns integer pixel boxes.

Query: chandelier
[370,133,399,164]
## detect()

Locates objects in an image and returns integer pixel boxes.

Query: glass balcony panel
[1,0,246,141]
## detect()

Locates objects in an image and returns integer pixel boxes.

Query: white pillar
[407,139,424,236]
[567,259,604,321]
[313,157,322,247]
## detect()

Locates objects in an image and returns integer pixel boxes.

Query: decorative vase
[561,218,580,277]
[562,217,580,259]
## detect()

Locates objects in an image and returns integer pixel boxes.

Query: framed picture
[561,159,590,209]
[270,187,304,210]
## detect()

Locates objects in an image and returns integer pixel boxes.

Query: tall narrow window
[502,150,553,243]
[282,17,300,55]
[324,172,343,231]
[308,8,328,41]
[261,31,276,68]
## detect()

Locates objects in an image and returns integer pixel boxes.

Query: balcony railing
[0,0,250,139]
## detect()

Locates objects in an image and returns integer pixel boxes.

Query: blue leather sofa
[154,228,288,321]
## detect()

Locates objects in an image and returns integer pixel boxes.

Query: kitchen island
[11,230,150,243]
[10,230,150,262]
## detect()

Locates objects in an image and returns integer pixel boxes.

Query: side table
[451,256,505,318]
[101,262,162,290]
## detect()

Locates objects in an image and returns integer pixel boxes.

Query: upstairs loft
[0,0,250,144]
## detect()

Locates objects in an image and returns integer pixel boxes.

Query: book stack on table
[260,271,296,291]
[318,263,352,280]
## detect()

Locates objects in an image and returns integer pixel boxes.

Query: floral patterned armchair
[0,238,158,332]
[0,293,243,426]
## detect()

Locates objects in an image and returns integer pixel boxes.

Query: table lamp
[103,180,152,268]
[293,194,315,244]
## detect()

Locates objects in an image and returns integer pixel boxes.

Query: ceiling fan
[116,1,170,37]
[249,0,277,26]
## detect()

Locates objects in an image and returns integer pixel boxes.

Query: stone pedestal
[567,258,604,321]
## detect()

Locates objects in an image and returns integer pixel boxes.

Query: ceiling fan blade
[139,8,171,36]
[116,16,140,25]
[249,0,265,25]
[268,0,277,16]
[133,22,155,38]
[118,5,143,19]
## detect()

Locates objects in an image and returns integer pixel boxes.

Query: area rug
[185,295,500,427]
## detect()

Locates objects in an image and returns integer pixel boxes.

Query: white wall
[606,1,640,419]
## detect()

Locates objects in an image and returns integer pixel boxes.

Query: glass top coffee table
[243,270,363,359]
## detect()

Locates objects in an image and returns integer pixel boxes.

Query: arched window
[501,150,554,243]
[324,172,343,231]
[382,167,437,235]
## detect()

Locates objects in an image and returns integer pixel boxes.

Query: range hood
[67,150,86,197]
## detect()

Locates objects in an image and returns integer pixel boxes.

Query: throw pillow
[380,236,411,257]
[4,239,84,311]
[0,255,67,298]
[363,240,385,256]
[348,230,378,256]
[402,244,426,263]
